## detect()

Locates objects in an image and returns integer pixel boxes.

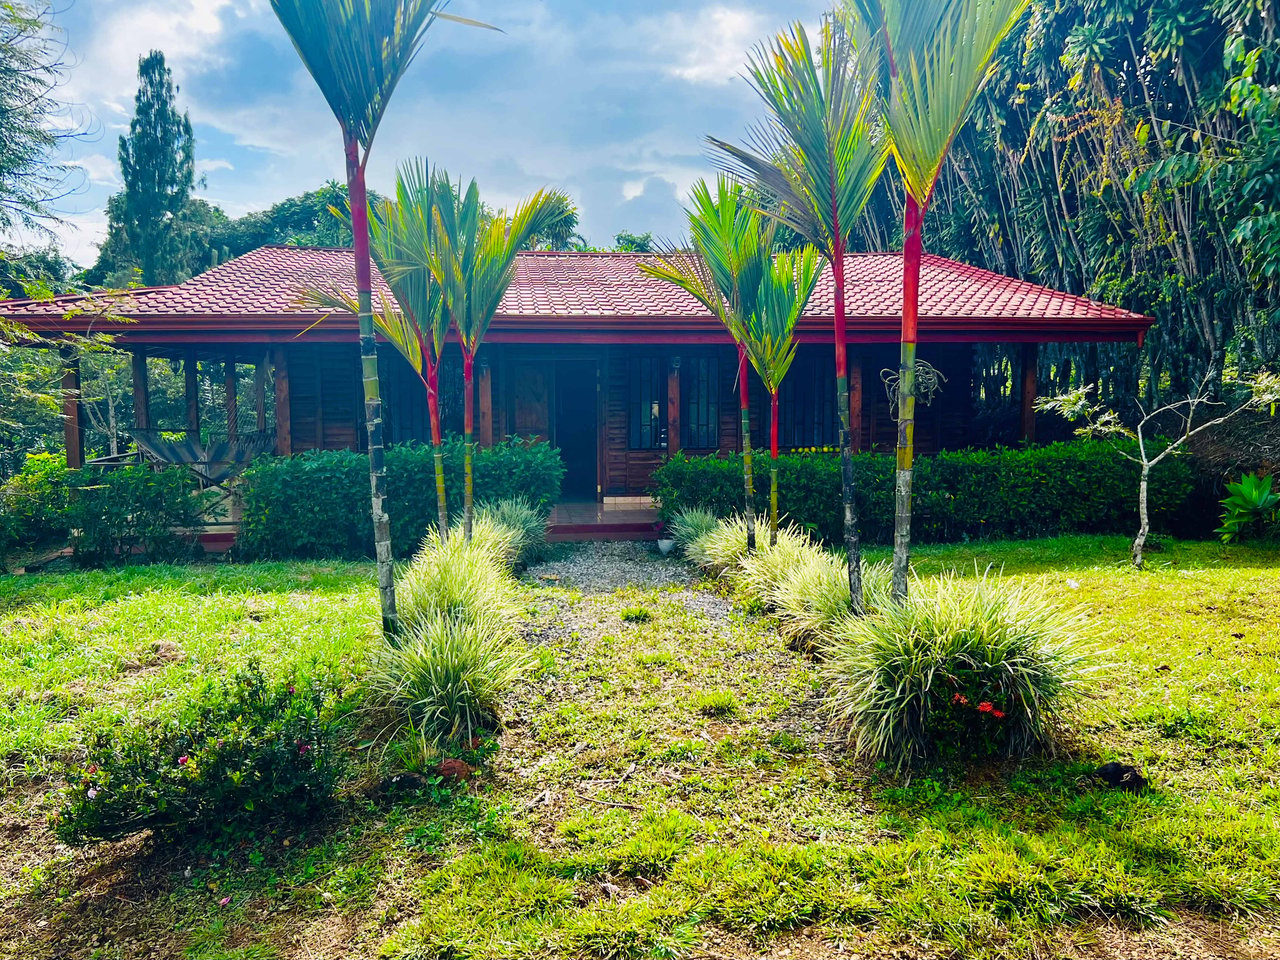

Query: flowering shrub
[52,662,346,844]
[821,574,1099,769]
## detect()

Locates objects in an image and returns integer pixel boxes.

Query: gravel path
[523,541,692,592]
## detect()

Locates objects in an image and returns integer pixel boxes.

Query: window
[681,356,719,449]
[776,355,837,448]
[628,356,666,449]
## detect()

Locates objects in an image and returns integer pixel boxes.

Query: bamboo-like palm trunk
[462,349,475,540]
[426,359,449,543]
[830,244,865,615]
[346,137,398,637]
[737,344,757,552]
[892,196,923,602]
[769,389,780,547]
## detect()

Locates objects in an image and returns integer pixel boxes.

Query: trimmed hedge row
[236,438,564,560]
[1,455,208,568]
[651,440,1197,544]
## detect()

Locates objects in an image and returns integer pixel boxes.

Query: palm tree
[640,177,776,552]
[741,246,822,545]
[849,0,1030,602]
[708,17,888,613]
[268,0,494,637]
[305,160,453,541]
[424,174,568,540]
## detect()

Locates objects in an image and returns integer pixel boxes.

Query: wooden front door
[554,358,599,501]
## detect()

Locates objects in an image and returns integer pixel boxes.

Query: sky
[30,0,830,268]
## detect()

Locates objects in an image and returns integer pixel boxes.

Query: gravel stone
[523,541,692,593]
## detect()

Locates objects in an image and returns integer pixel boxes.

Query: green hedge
[651,440,1197,545]
[236,438,564,560]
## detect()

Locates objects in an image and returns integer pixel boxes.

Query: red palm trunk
[346,136,397,636]
[462,347,475,540]
[769,389,780,547]
[425,356,449,542]
[830,239,864,614]
[737,343,756,552]
[892,195,924,601]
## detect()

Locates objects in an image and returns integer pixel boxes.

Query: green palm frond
[741,245,821,393]
[428,176,570,355]
[707,17,888,261]
[299,283,426,379]
[269,0,496,151]
[850,0,1030,206]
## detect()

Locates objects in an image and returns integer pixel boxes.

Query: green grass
[3,537,1280,958]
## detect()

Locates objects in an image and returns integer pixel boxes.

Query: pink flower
[219,896,231,907]
[178,755,190,765]
[288,685,296,695]
[977,702,994,714]
[298,744,311,755]
[87,787,98,800]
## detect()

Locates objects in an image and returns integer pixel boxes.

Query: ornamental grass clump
[821,573,1099,769]
[771,552,892,648]
[368,613,533,750]
[733,524,818,595]
[685,515,753,576]
[669,507,719,554]
[476,497,549,566]
[397,534,519,639]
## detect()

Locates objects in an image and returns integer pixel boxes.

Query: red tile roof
[3,244,1152,346]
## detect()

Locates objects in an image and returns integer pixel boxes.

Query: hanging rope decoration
[881,361,948,418]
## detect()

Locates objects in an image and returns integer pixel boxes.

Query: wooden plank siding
[274,340,978,496]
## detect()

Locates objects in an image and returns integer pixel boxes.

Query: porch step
[547,522,659,543]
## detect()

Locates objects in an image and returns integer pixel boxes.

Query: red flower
[992,709,1006,719]
[977,702,994,713]
[178,755,190,765]
[951,694,969,706]
[86,763,97,775]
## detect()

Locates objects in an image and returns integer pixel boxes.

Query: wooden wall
[278,340,979,496]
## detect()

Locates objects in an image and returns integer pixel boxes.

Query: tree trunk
[738,344,756,553]
[462,349,475,541]
[1132,462,1150,569]
[769,389,779,547]
[892,196,923,603]
[426,359,448,543]
[831,247,865,615]
[346,137,398,638]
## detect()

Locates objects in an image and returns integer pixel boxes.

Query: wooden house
[4,245,1152,506]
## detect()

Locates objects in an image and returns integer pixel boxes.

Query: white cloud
[67,154,120,187]
[196,158,235,176]
[657,6,770,85]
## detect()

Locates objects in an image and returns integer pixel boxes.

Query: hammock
[132,429,275,485]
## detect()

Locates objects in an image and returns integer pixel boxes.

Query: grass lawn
[2,536,1279,959]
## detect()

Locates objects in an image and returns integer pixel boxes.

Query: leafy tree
[93,51,197,287]
[1040,372,1280,568]
[709,17,888,613]
[424,174,568,539]
[851,0,1030,601]
[0,1,78,232]
[613,230,654,253]
[270,0,493,637]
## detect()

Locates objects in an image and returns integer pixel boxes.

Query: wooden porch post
[184,350,200,435]
[131,351,151,431]
[224,356,238,441]
[273,346,292,456]
[477,356,494,448]
[254,353,268,432]
[667,355,681,454]
[60,346,84,469]
[1020,342,1038,444]
[848,347,863,452]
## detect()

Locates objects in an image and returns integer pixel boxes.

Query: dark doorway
[555,359,598,500]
